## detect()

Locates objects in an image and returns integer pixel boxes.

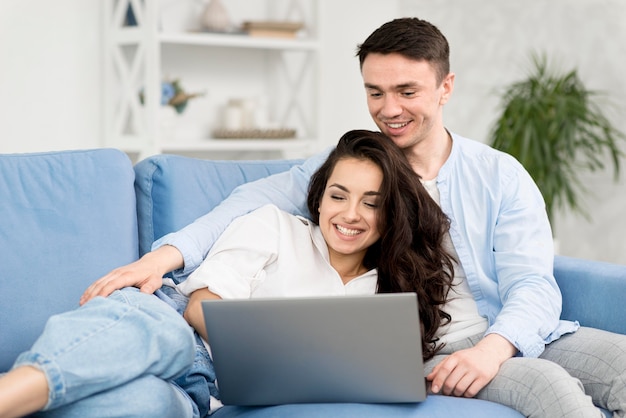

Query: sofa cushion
[213,395,524,417]
[554,255,626,335]
[134,154,301,257]
[0,149,138,371]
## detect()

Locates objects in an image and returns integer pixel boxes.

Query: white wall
[0,0,102,153]
[317,1,397,146]
[1,0,625,265]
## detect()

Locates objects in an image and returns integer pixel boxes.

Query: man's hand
[80,245,184,305]
[427,333,517,397]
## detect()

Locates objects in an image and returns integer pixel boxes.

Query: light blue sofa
[2,149,623,417]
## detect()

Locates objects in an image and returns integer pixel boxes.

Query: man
[84,18,624,417]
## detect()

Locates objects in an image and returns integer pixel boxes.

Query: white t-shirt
[421,179,489,345]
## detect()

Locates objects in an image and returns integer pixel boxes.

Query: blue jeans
[12,288,203,418]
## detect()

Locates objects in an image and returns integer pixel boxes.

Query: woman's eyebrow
[328,183,348,192]
[329,184,381,196]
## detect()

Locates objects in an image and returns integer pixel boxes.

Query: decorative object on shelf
[490,52,625,222]
[159,106,179,142]
[140,79,204,114]
[214,97,295,139]
[242,21,304,39]
[220,97,270,131]
[212,128,297,140]
[223,98,245,131]
[201,0,232,32]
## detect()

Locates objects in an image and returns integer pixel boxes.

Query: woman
[0,130,454,418]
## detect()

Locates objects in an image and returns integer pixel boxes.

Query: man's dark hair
[357,17,450,85]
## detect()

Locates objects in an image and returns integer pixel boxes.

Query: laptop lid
[201,293,426,406]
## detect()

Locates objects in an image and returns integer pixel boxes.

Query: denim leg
[540,327,626,417]
[12,288,196,413]
[172,333,219,418]
[158,285,220,417]
[32,375,197,418]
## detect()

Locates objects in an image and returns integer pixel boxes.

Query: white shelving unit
[103,0,321,160]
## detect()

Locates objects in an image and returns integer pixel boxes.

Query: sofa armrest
[0,149,138,372]
[554,255,626,335]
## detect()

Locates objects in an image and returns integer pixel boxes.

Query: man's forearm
[143,244,185,276]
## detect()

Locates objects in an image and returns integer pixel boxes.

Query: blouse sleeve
[175,205,283,299]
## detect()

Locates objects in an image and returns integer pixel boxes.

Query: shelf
[159,138,314,152]
[159,31,320,51]
[108,137,313,160]
[104,0,321,160]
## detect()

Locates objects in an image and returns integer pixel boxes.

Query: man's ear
[440,72,455,105]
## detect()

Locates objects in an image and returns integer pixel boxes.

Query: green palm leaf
[490,52,625,222]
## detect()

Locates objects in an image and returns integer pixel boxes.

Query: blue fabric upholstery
[0,149,138,372]
[213,396,522,418]
[555,255,626,335]
[134,154,302,257]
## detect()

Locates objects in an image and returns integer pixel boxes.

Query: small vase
[159,106,179,141]
[201,0,231,32]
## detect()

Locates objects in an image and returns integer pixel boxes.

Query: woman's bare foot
[0,366,48,418]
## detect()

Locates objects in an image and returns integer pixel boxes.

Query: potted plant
[490,53,625,222]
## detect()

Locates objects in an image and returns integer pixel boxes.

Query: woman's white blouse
[176,204,377,299]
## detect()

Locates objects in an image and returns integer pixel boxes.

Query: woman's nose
[342,202,361,222]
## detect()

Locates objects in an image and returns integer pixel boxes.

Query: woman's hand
[80,245,184,305]
[183,288,222,341]
[426,333,517,397]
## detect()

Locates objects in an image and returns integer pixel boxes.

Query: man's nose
[379,95,402,118]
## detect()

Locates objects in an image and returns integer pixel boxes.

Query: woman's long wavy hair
[307,130,455,360]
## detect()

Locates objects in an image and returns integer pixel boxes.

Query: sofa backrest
[554,255,626,335]
[0,149,139,371]
[134,154,302,257]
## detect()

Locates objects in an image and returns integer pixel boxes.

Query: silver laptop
[201,293,427,406]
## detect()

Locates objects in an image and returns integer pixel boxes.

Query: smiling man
[362,52,453,180]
